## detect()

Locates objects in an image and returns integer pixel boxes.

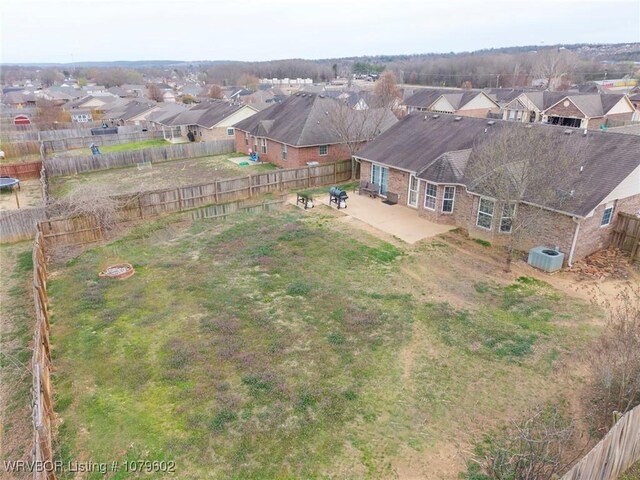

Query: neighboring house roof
[355,113,640,217]
[104,100,157,121]
[64,94,120,109]
[145,103,190,123]
[155,100,252,128]
[233,92,398,147]
[540,93,631,118]
[107,86,129,97]
[2,91,36,105]
[485,88,533,105]
[404,87,499,111]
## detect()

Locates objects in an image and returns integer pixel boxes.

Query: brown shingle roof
[233,93,397,146]
[355,113,640,217]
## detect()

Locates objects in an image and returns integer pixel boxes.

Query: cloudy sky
[1,0,639,64]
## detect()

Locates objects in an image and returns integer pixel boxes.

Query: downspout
[568,217,581,267]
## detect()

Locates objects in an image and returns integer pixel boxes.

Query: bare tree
[207,84,225,99]
[588,287,640,435]
[238,74,259,91]
[465,124,586,272]
[327,98,396,177]
[35,99,69,128]
[48,184,120,232]
[469,404,582,480]
[147,83,164,102]
[534,48,579,91]
[373,70,400,108]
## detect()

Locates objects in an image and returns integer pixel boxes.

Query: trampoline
[0,177,20,190]
[0,177,21,209]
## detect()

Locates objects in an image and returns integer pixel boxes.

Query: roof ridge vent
[431,114,440,119]
[563,129,573,135]
[487,120,495,125]
[454,116,462,121]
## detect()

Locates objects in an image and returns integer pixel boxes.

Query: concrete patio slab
[289,191,454,244]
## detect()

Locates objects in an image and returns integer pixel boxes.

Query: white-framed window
[244,132,249,145]
[261,138,267,154]
[408,175,419,208]
[476,197,495,230]
[424,182,437,210]
[253,137,258,153]
[319,145,328,156]
[227,127,235,136]
[442,186,455,213]
[601,203,614,227]
[282,144,287,161]
[371,164,389,196]
[500,203,516,233]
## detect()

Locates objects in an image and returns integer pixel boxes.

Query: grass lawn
[47,207,596,479]
[0,243,36,466]
[96,139,170,154]
[48,153,277,198]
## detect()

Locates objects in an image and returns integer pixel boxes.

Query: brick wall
[545,101,583,119]
[358,161,640,264]
[233,129,351,167]
[457,108,492,118]
[573,195,640,260]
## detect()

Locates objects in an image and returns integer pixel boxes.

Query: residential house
[70,110,93,123]
[542,93,636,129]
[354,113,640,264]
[500,91,636,128]
[404,87,500,118]
[64,94,123,117]
[152,100,259,143]
[233,92,398,168]
[102,100,158,125]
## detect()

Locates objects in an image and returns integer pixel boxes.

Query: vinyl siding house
[404,88,500,118]
[233,93,398,168]
[152,101,259,143]
[354,114,640,264]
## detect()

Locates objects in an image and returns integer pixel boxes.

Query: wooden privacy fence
[0,208,48,243]
[31,231,57,480]
[612,212,640,262]
[191,195,287,220]
[113,160,352,220]
[1,124,150,143]
[561,404,640,480]
[38,215,103,249]
[41,130,165,154]
[45,139,235,176]
[0,160,43,179]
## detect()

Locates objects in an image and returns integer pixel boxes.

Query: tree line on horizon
[2,44,638,91]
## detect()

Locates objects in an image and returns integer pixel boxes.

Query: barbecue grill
[329,187,348,209]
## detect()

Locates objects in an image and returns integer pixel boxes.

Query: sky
[1,0,639,64]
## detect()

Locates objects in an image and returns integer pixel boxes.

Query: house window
[408,175,419,208]
[261,138,267,154]
[442,186,455,213]
[227,128,235,136]
[500,203,516,233]
[245,132,249,146]
[601,203,614,226]
[319,145,328,156]
[282,144,287,161]
[253,137,258,153]
[424,182,437,210]
[476,197,495,230]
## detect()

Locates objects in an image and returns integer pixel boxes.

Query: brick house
[499,91,636,128]
[354,114,640,264]
[233,93,398,168]
[152,100,259,143]
[404,88,500,118]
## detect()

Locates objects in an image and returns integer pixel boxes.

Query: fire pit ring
[99,263,135,280]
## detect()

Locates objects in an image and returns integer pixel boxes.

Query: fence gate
[612,212,640,262]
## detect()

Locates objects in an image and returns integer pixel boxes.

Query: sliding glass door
[371,164,389,196]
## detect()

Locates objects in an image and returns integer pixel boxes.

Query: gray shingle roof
[404,88,497,110]
[355,113,640,217]
[157,101,248,128]
[233,93,397,146]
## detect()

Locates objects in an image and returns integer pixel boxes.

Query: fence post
[307,166,311,188]
[248,175,253,198]
[215,179,220,204]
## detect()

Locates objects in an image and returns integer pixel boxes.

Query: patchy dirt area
[48,154,276,198]
[0,179,43,211]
